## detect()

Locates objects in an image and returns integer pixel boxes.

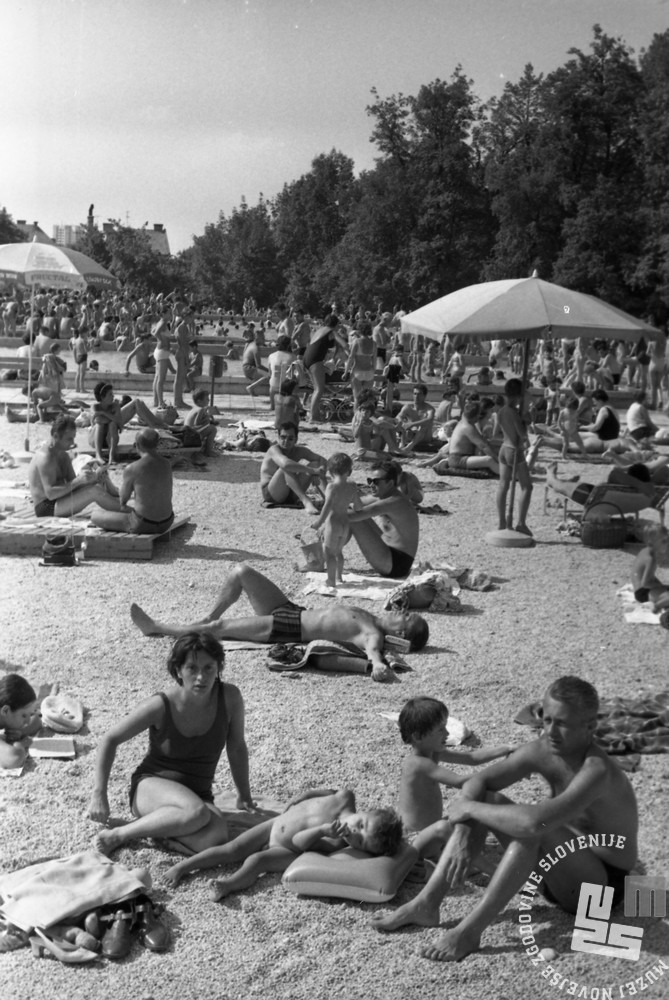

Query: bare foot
[515,524,533,537]
[421,927,481,963]
[164,863,186,888]
[304,502,320,516]
[371,899,440,932]
[94,827,124,856]
[210,878,231,902]
[130,603,164,636]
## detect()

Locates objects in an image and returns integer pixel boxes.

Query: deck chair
[544,480,667,524]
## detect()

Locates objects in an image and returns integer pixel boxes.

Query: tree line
[3,25,668,321]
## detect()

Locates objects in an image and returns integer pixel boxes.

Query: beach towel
[435,466,497,479]
[616,583,666,626]
[0,851,147,932]
[416,503,450,515]
[267,640,410,675]
[301,571,398,601]
[383,568,464,613]
[515,692,669,756]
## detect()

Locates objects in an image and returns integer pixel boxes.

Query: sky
[1,0,667,255]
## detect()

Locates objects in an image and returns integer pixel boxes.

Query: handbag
[41,533,76,566]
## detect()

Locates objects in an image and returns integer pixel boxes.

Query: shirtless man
[372,676,639,964]
[90,428,174,534]
[396,386,435,452]
[125,332,156,374]
[446,402,500,474]
[130,562,429,682]
[28,415,122,518]
[347,459,419,578]
[260,422,326,515]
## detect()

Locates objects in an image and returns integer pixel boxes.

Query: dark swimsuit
[303,329,334,370]
[267,601,305,643]
[129,683,229,806]
[34,498,57,517]
[383,547,415,580]
[543,862,629,908]
[596,407,620,441]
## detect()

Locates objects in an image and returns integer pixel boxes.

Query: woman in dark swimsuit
[303,313,349,422]
[88,631,255,855]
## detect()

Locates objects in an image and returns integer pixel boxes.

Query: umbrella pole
[25,281,35,452]
[504,339,531,528]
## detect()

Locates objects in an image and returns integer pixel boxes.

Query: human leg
[207,562,290,618]
[349,519,393,575]
[210,846,296,901]
[514,461,533,534]
[53,483,122,517]
[173,356,187,407]
[119,398,167,428]
[309,363,326,421]
[94,777,230,856]
[463,455,500,474]
[165,818,274,887]
[153,359,168,408]
[496,462,513,529]
[281,469,321,515]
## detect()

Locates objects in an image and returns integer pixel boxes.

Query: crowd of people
[3,290,664,965]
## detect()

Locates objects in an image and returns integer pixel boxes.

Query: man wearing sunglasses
[347,459,419,579]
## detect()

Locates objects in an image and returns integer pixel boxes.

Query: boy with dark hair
[311,452,360,588]
[373,676,639,965]
[165,788,404,898]
[496,378,533,536]
[398,697,513,858]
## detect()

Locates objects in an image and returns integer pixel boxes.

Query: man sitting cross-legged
[260,421,327,515]
[131,562,429,683]
[372,676,638,963]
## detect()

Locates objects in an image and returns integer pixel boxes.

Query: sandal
[101,908,135,960]
[0,923,30,953]
[135,900,171,953]
[30,928,98,964]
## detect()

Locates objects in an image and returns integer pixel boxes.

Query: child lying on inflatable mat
[165,787,403,900]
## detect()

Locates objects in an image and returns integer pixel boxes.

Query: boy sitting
[165,788,403,900]
[398,697,513,861]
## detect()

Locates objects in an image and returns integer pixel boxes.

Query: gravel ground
[1,404,668,1000]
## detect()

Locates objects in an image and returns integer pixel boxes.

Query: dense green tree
[0,207,24,245]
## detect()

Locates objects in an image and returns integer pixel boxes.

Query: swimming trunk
[543,862,629,909]
[634,587,650,604]
[376,348,387,362]
[34,497,57,517]
[448,454,470,470]
[128,510,175,535]
[498,444,526,468]
[629,426,651,442]
[261,483,301,506]
[385,364,402,384]
[138,360,156,374]
[154,348,171,362]
[267,602,305,643]
[382,547,415,580]
[572,482,595,506]
[243,364,262,380]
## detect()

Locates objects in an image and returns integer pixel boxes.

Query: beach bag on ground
[294,528,325,572]
[41,533,76,567]
[581,502,628,550]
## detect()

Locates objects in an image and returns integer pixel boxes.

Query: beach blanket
[416,503,450,515]
[301,571,397,601]
[268,640,410,675]
[616,583,667,626]
[435,466,497,479]
[515,692,669,756]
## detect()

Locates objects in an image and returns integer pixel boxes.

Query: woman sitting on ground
[90,381,166,464]
[88,631,256,856]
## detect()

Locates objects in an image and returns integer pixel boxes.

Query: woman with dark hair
[88,631,255,856]
[303,313,349,422]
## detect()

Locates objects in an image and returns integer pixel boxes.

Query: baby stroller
[294,361,355,423]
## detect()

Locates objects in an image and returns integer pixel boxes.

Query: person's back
[131,449,173,522]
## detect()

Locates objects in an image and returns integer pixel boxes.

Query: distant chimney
[17,220,26,225]
[102,222,113,234]
[34,221,38,227]
[153,223,164,232]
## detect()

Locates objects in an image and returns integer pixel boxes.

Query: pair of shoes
[30,927,98,964]
[134,900,171,953]
[99,895,170,957]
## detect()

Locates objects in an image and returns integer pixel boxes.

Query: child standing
[398,697,513,861]
[557,397,587,458]
[311,452,360,588]
[72,328,88,394]
[164,788,403,897]
[631,524,669,611]
[0,675,38,769]
[544,377,562,426]
[186,340,204,393]
[496,377,533,536]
